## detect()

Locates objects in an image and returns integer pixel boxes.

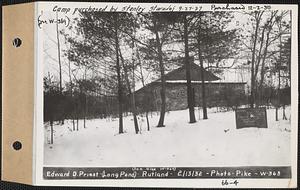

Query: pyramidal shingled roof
[156,62,220,82]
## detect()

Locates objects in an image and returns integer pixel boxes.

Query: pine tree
[183,14,196,123]
[187,12,240,118]
[139,13,177,127]
[67,12,140,133]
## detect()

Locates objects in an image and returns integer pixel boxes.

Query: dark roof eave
[152,81,247,84]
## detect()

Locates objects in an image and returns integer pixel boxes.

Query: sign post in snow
[235,108,268,129]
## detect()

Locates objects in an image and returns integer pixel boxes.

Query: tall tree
[257,11,278,106]
[196,15,207,119]
[136,48,151,131]
[113,14,124,133]
[63,30,76,130]
[281,37,291,82]
[183,14,196,123]
[188,12,240,118]
[44,74,61,144]
[138,13,177,127]
[56,12,63,95]
[242,10,290,110]
[118,46,139,134]
[274,11,291,121]
[153,15,167,127]
[249,11,264,108]
[67,12,139,134]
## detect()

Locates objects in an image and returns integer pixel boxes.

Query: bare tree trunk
[250,12,263,108]
[184,15,196,123]
[65,31,76,131]
[76,115,79,131]
[72,119,75,131]
[276,14,283,121]
[258,30,271,107]
[137,50,150,131]
[68,62,75,131]
[282,105,287,120]
[146,112,150,131]
[56,12,63,95]
[84,95,87,128]
[83,69,87,129]
[50,119,54,144]
[114,14,124,133]
[258,11,277,107]
[253,26,266,82]
[197,20,208,120]
[131,54,139,133]
[275,107,279,121]
[153,18,166,127]
[118,47,139,134]
[83,99,86,128]
[56,12,64,125]
[276,62,281,122]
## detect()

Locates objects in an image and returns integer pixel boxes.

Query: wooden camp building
[134,62,246,112]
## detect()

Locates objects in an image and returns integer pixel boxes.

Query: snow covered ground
[44,106,291,167]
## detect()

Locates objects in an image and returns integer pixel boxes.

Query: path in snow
[44,107,291,167]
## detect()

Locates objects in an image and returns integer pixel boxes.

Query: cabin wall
[135,83,246,112]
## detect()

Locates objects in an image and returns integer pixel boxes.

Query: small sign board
[235,108,268,129]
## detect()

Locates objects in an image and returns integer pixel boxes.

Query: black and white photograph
[37,2,297,186]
